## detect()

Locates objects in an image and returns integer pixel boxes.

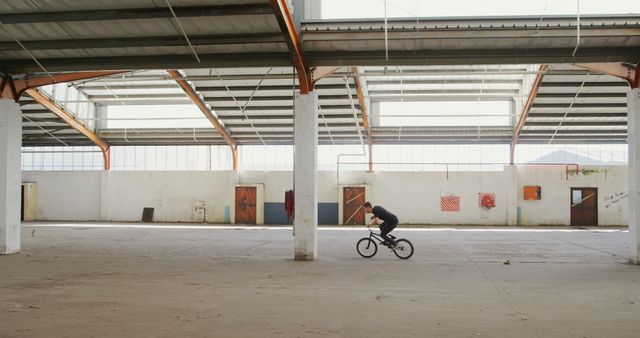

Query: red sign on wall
[440,195,460,212]
[478,193,496,208]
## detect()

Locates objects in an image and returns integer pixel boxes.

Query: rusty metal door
[236,187,257,224]
[571,187,598,226]
[343,187,365,225]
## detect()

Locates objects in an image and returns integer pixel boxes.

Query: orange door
[236,187,257,224]
[343,187,365,225]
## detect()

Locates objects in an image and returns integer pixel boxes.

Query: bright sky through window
[104,105,213,129]
[320,0,640,19]
[378,101,511,127]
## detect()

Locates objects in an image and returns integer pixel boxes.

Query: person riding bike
[362,202,398,248]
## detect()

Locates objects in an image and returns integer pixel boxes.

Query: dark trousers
[379,221,398,245]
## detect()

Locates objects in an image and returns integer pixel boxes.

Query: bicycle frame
[367,230,390,244]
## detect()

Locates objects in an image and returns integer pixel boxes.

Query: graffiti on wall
[604,191,628,209]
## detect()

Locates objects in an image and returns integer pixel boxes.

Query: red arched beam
[576,63,640,89]
[1,71,126,101]
[270,0,313,94]
[25,88,112,170]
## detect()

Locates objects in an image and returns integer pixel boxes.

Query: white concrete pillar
[0,99,22,254]
[628,88,640,264]
[505,165,519,226]
[294,92,318,261]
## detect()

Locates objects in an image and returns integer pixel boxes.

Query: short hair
[363,202,372,208]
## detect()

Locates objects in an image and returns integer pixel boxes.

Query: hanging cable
[336,74,367,183]
[0,24,55,81]
[23,115,70,146]
[166,0,201,63]
[384,0,389,61]
[214,69,270,145]
[318,103,335,145]
[572,0,581,57]
[549,73,590,143]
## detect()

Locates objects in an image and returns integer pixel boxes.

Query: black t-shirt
[372,206,398,224]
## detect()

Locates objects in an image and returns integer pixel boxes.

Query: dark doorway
[570,187,598,226]
[343,187,365,225]
[21,185,25,222]
[235,186,257,224]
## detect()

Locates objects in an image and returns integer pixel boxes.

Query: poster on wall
[440,195,460,212]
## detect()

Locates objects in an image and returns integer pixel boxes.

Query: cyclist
[362,202,398,248]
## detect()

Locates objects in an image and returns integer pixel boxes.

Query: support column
[628,88,640,264]
[294,92,318,261]
[505,165,519,226]
[0,99,22,254]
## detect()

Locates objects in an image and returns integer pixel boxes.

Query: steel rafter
[1,71,125,101]
[25,88,111,170]
[167,70,239,170]
[270,0,313,93]
[576,63,640,89]
[351,67,373,171]
[510,64,548,164]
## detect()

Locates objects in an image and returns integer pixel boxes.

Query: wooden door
[571,188,598,226]
[343,187,365,225]
[235,187,257,224]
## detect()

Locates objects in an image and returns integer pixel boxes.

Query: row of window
[21,144,628,171]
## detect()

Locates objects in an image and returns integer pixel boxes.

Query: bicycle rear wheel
[392,239,414,259]
[357,238,378,258]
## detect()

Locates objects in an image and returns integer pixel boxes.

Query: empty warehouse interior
[1,0,640,337]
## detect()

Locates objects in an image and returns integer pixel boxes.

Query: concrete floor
[1,223,639,338]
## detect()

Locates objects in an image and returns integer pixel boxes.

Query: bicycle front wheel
[357,238,378,258]
[393,239,414,259]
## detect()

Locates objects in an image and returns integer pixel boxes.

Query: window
[378,101,511,127]
[101,104,212,129]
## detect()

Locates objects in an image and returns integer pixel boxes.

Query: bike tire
[357,238,378,258]
[392,239,414,259]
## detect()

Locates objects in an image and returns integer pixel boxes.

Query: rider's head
[362,202,372,213]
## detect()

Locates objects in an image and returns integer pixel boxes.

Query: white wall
[518,165,627,226]
[338,170,513,225]
[22,165,628,226]
[103,171,234,223]
[22,171,101,221]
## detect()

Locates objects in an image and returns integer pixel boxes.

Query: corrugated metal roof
[519,64,630,144]
[301,15,640,66]
[0,0,290,72]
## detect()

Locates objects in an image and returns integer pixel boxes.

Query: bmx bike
[356,230,414,259]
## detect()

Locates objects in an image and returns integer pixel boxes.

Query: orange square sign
[524,186,541,200]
